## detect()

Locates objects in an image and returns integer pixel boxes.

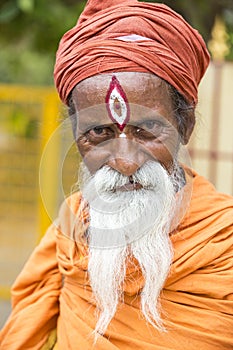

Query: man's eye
[144,121,156,129]
[136,120,165,138]
[84,125,114,143]
[92,126,104,135]
[86,126,107,137]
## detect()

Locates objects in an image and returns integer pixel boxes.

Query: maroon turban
[54,0,210,106]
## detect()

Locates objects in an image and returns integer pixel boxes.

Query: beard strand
[79,160,184,339]
[131,228,173,331]
[88,246,127,337]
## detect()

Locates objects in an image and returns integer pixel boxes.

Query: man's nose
[106,138,149,176]
[107,157,140,176]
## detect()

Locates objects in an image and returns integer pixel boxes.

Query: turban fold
[54,0,210,106]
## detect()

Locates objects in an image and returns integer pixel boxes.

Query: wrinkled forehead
[71,72,175,128]
[72,72,171,109]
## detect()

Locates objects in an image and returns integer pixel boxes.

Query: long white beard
[79,161,184,338]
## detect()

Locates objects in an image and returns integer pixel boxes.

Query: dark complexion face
[72,72,188,176]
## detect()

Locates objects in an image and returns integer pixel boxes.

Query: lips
[115,182,143,192]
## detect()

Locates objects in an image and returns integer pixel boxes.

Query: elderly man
[1,0,233,349]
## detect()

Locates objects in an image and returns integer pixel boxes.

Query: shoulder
[177,168,233,252]
[58,191,83,219]
[56,192,89,241]
[185,169,233,225]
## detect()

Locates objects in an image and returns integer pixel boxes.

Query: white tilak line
[116,34,152,42]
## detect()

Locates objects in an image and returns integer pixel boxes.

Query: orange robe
[1,170,233,349]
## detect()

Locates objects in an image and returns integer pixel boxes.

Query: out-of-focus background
[1,0,233,327]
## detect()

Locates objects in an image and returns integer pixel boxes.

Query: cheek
[142,138,179,171]
[77,137,91,158]
[77,139,111,173]
[147,143,172,165]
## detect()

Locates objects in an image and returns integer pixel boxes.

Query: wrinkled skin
[71,72,194,177]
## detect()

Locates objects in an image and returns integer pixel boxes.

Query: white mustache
[80,161,174,201]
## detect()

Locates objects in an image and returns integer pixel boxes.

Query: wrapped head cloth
[54,0,210,106]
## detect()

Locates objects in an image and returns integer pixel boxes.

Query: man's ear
[180,109,196,145]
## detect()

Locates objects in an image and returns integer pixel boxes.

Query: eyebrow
[132,114,170,124]
[77,121,113,133]
[77,113,171,133]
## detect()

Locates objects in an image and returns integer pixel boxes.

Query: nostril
[129,175,134,184]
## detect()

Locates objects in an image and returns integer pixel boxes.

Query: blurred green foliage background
[1,0,233,86]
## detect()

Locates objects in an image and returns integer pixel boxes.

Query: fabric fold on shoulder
[0,225,61,350]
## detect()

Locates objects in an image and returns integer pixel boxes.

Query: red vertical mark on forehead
[105,76,130,131]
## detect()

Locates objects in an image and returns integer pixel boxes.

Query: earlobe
[181,112,196,145]
[183,120,195,145]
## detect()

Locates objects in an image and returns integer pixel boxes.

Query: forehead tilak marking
[105,76,130,131]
